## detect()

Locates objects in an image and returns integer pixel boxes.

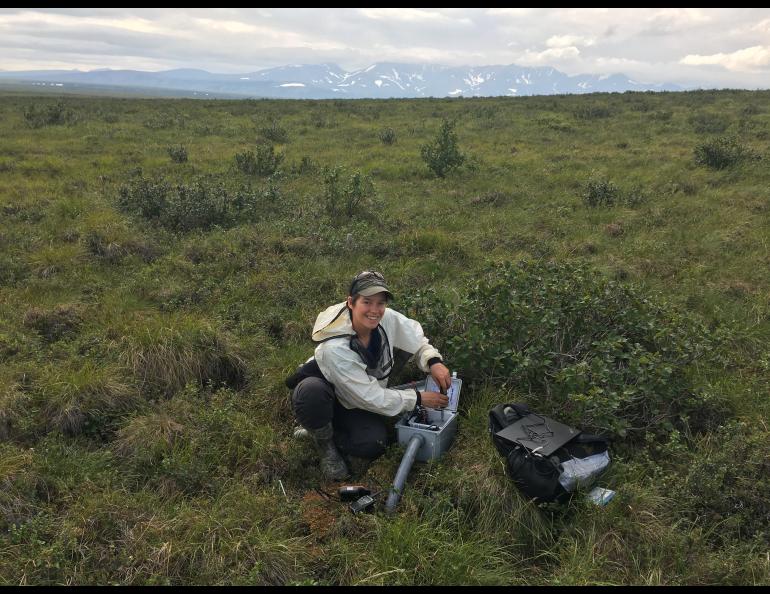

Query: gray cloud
[0,8,768,88]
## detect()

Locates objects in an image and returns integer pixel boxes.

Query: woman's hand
[421,391,449,409]
[430,363,452,394]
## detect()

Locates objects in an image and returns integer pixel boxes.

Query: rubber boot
[309,423,350,481]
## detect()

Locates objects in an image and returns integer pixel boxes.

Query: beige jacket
[311,302,442,417]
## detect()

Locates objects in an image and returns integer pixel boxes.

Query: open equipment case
[393,374,462,462]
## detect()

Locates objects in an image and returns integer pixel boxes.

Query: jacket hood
[312,302,354,342]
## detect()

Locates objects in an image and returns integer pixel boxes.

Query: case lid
[424,375,461,412]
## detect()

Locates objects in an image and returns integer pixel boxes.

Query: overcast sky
[2,8,770,88]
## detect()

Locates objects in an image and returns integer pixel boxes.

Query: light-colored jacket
[311,302,442,417]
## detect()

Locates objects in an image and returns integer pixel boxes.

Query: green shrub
[441,260,727,439]
[117,178,169,221]
[694,136,758,170]
[23,101,74,128]
[167,145,188,163]
[660,420,770,547]
[583,173,621,207]
[689,112,731,134]
[322,166,376,218]
[117,176,262,232]
[234,144,284,176]
[420,118,465,178]
[259,120,289,143]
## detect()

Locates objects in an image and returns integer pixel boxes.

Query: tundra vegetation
[0,88,768,585]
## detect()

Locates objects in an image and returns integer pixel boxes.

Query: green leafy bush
[322,166,376,218]
[581,173,646,208]
[694,136,759,170]
[661,420,770,547]
[441,260,727,438]
[23,101,74,128]
[583,173,621,207]
[259,120,290,143]
[167,145,188,163]
[234,143,284,176]
[117,176,262,232]
[420,118,465,178]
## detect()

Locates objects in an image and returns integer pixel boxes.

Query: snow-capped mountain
[0,63,682,98]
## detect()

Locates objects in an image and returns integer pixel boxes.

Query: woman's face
[347,293,388,334]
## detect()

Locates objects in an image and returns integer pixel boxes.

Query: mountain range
[0,63,683,99]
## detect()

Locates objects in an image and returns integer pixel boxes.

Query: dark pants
[292,376,389,460]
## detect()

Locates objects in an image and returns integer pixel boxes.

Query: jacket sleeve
[386,308,443,372]
[315,339,417,417]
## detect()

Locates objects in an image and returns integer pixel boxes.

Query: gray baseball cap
[349,270,394,300]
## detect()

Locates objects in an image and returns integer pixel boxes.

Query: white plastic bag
[557,450,611,492]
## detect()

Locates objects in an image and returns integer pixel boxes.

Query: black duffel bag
[489,402,611,503]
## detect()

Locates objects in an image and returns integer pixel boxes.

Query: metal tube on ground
[385,433,425,514]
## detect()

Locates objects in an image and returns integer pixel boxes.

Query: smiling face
[347,292,388,336]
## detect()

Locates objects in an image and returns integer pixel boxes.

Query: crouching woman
[287,271,450,481]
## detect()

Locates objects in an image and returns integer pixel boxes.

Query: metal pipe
[385,433,424,514]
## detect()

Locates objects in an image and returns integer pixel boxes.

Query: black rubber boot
[309,423,350,481]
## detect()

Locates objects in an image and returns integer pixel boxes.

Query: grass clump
[115,312,247,397]
[378,127,397,145]
[23,304,83,342]
[32,361,140,439]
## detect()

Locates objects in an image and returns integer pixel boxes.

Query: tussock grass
[33,361,139,438]
[115,312,247,396]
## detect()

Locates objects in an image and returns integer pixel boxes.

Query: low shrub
[234,144,284,177]
[23,101,75,128]
[441,260,728,439]
[167,145,188,163]
[581,173,646,208]
[660,420,770,547]
[420,118,466,178]
[694,136,759,170]
[322,166,376,218]
[259,120,290,143]
[117,176,262,232]
[583,173,621,207]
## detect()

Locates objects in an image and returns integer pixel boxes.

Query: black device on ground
[494,413,581,457]
[349,495,376,514]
